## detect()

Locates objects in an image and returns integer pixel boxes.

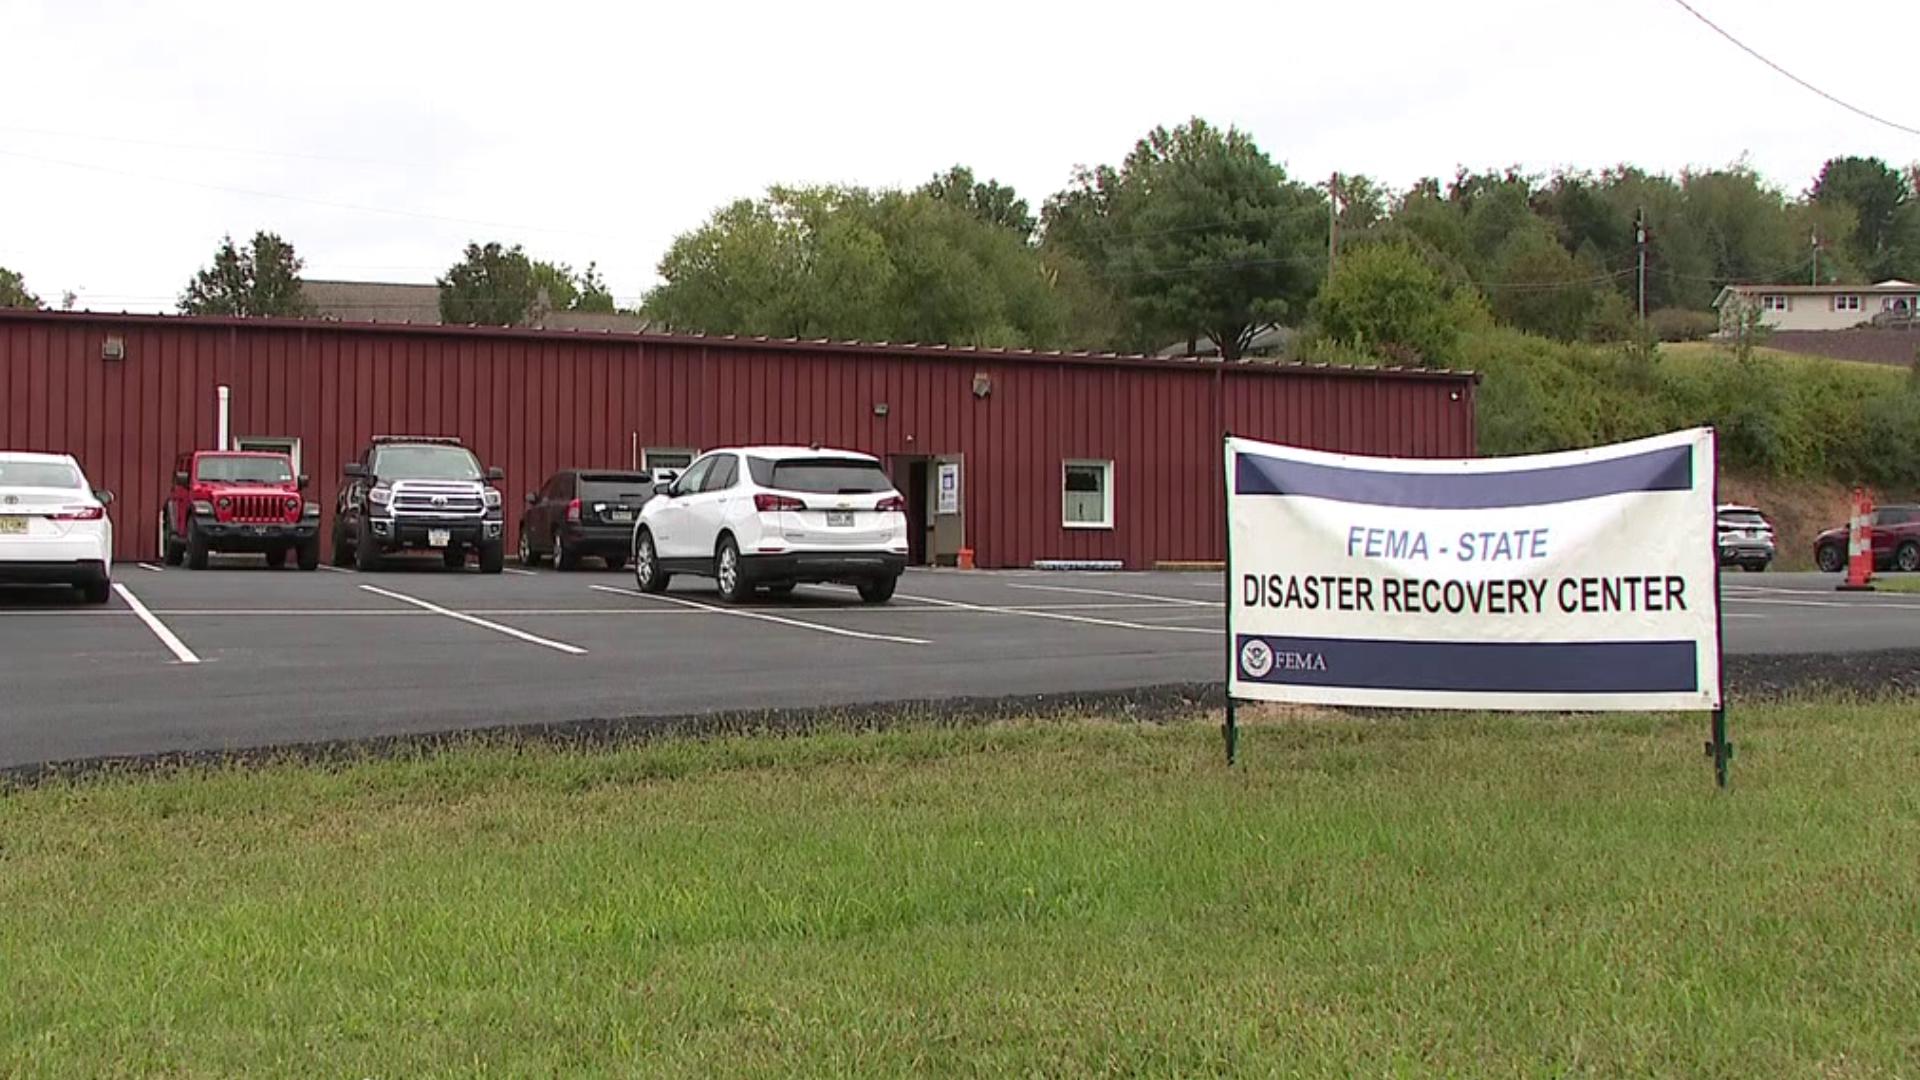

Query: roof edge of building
[0,308,1481,384]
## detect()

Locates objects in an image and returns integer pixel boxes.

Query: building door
[904,459,930,566]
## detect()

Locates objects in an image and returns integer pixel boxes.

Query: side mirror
[653,481,675,498]
[486,466,506,483]
[344,463,367,479]
[524,491,538,506]
[297,474,310,491]
[173,471,190,487]
[95,489,115,506]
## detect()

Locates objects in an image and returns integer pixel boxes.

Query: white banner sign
[1226,428,1721,711]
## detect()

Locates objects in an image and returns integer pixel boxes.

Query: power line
[1665,0,1920,137]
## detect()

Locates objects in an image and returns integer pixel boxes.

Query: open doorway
[896,457,931,566]
[888,454,963,566]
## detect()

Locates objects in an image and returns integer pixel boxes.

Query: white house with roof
[1714,279,1920,332]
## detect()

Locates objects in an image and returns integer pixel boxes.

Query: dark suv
[518,469,653,570]
[331,436,507,573]
[1815,503,1920,573]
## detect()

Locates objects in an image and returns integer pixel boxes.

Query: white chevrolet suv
[0,451,116,604]
[630,446,908,604]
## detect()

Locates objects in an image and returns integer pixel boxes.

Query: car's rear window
[0,461,82,489]
[578,473,653,501]
[1719,511,1767,527]
[749,457,893,494]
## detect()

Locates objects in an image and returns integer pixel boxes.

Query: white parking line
[502,567,538,577]
[317,564,353,574]
[1005,582,1222,608]
[358,584,589,655]
[111,583,201,664]
[591,585,931,646]
[901,592,1219,636]
[136,563,166,573]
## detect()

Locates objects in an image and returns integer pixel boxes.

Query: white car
[0,451,115,604]
[630,446,908,604]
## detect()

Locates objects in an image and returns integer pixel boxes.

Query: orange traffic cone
[957,548,975,570]
[1837,486,1876,592]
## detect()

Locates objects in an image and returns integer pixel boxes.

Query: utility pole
[1811,231,1820,286]
[1328,172,1341,277]
[1636,208,1648,329]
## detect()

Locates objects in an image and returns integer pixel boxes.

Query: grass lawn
[4,704,1918,1076]
[1662,341,1896,374]
[1864,575,1920,594]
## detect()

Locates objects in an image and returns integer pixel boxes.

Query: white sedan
[0,451,115,604]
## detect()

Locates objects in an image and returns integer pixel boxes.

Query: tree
[1313,242,1479,367]
[920,166,1036,239]
[1043,118,1326,360]
[529,260,618,315]
[178,232,307,317]
[645,184,1081,348]
[0,267,39,310]
[1488,223,1603,342]
[1813,156,1912,278]
[439,242,540,325]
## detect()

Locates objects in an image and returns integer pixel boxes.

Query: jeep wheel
[857,575,898,605]
[633,531,669,594]
[443,545,468,570]
[159,512,184,566]
[353,519,383,572]
[186,524,210,571]
[477,541,505,575]
[296,538,321,572]
[555,530,580,571]
[1816,543,1845,573]
[264,547,288,570]
[714,536,750,604]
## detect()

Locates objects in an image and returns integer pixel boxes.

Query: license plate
[826,511,854,528]
[0,516,24,534]
[428,529,451,548]
[611,509,633,523]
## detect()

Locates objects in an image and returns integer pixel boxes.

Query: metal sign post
[1222,432,1238,766]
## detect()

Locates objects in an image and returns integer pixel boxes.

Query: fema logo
[1240,638,1274,679]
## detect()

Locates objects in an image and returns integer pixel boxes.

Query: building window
[235,436,301,474]
[1834,295,1861,312]
[1886,297,1915,313]
[1761,295,1790,312]
[1063,460,1113,529]
[643,447,696,479]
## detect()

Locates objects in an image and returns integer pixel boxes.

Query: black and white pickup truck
[330,436,507,573]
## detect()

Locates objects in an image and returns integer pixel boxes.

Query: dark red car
[160,450,320,570]
[1814,503,1920,573]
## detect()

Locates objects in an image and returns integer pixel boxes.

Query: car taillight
[755,493,806,512]
[566,498,582,523]
[877,495,907,513]
[51,506,104,521]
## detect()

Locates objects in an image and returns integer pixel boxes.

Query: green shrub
[1465,328,1914,488]
[1648,307,1719,342]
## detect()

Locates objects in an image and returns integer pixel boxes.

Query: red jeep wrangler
[160,450,321,570]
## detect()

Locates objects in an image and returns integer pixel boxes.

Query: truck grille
[229,493,293,522]
[391,480,485,516]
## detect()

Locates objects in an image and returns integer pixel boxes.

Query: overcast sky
[2,0,1915,313]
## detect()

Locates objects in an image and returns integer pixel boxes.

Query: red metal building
[0,311,1478,567]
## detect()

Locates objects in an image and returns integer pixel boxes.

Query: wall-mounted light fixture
[873,402,889,417]
[972,372,992,398]
[101,335,126,362]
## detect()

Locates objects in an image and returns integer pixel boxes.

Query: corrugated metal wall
[0,313,1477,566]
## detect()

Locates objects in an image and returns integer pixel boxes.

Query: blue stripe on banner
[1235,635,1698,694]
[1234,443,1693,509]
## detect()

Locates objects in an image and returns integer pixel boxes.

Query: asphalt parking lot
[1,563,1913,769]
